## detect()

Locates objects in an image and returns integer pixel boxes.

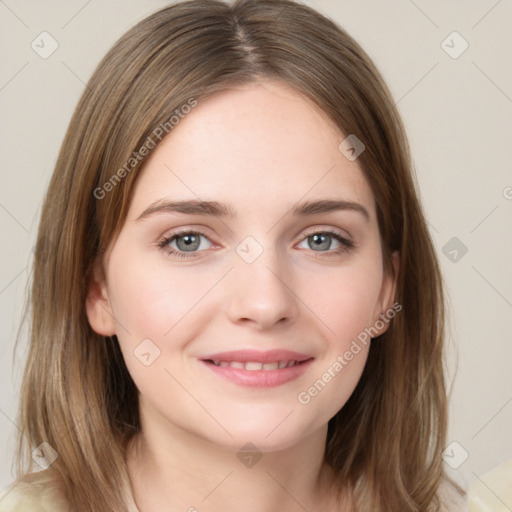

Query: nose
[225,247,299,330]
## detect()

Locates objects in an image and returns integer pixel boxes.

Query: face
[87,81,398,453]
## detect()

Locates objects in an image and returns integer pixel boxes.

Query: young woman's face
[88,81,397,452]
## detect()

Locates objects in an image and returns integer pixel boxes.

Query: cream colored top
[0,469,139,512]
[0,469,468,511]
[468,458,512,512]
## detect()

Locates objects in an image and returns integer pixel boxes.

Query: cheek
[305,257,384,347]
[105,254,216,408]
[107,255,217,343]
[105,247,233,401]
[295,282,376,422]
[291,254,384,415]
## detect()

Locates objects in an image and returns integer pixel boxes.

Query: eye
[158,228,355,260]
[296,229,354,255]
[158,230,213,259]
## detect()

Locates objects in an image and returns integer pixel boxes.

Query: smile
[199,349,314,387]
[209,360,302,370]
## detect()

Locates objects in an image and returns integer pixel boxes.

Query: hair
[14,0,463,510]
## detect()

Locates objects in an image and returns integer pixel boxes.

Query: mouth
[199,349,314,388]
[208,359,304,370]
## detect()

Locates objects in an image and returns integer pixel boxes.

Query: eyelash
[157,228,355,260]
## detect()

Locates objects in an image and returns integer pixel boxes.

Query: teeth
[245,362,263,371]
[211,360,299,370]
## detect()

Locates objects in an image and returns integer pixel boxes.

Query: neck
[126,406,345,512]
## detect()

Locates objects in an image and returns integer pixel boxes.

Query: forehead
[128,81,376,221]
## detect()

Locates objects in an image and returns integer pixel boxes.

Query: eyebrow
[135,198,370,222]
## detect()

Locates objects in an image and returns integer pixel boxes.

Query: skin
[87,81,398,512]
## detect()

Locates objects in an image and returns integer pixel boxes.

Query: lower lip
[200,359,314,388]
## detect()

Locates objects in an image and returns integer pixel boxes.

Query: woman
[0,0,467,510]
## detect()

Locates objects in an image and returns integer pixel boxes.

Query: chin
[201,413,322,454]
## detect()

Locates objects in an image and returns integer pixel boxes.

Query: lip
[199,349,314,388]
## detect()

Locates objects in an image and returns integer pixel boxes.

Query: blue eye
[158,231,212,259]
[158,228,354,260]
[296,230,354,255]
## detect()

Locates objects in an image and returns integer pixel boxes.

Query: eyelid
[158,225,217,246]
[157,229,216,256]
[294,227,355,256]
[297,225,353,243]
[158,225,355,259]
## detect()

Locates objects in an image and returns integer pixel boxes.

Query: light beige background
[1,0,511,502]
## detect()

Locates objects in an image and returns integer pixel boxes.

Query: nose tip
[226,255,299,330]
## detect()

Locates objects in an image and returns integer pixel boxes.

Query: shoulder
[438,477,469,512]
[468,458,512,512]
[0,470,68,512]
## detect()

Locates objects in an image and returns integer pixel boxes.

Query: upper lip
[200,349,313,363]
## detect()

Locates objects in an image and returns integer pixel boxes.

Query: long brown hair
[15,0,462,510]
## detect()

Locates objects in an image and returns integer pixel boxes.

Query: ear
[373,251,400,337]
[85,258,117,336]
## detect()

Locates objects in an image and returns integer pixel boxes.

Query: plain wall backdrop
[1,0,511,500]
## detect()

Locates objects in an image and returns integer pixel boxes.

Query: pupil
[310,234,330,251]
[177,234,199,251]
